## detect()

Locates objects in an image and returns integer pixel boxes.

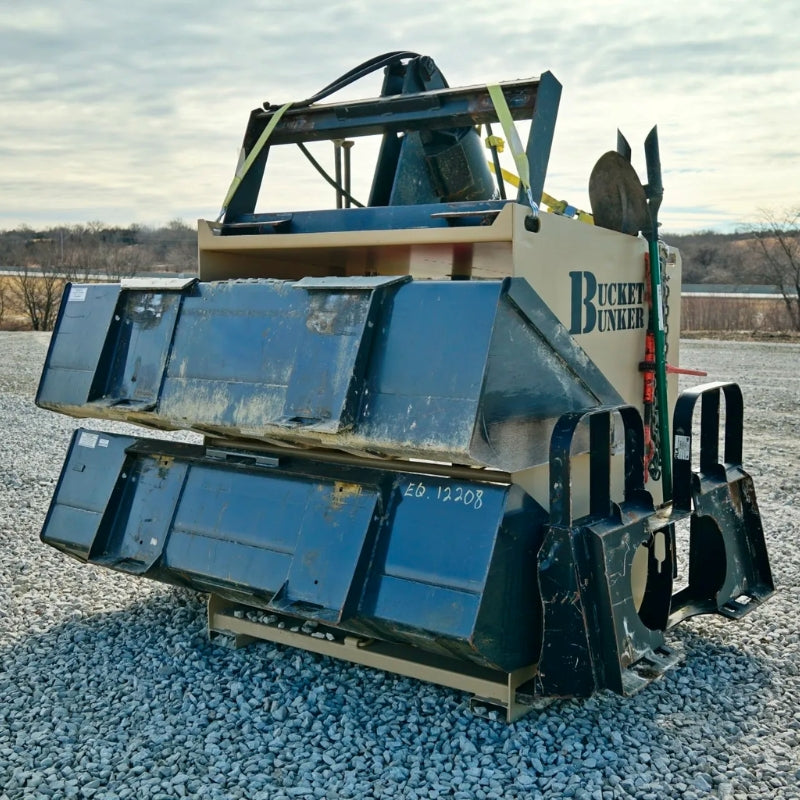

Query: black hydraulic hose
[296,142,365,208]
[264,52,424,210]
[264,51,421,112]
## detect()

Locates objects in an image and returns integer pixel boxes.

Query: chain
[649,403,662,480]
[661,241,670,359]
[647,242,670,482]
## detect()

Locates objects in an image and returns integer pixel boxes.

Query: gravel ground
[0,331,798,800]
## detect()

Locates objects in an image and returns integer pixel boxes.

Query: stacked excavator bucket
[37,54,773,720]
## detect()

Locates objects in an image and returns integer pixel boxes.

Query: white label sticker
[656,285,665,329]
[149,538,159,547]
[69,286,88,302]
[98,438,109,448]
[77,431,98,449]
[674,434,691,461]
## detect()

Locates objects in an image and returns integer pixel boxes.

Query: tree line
[0,219,197,276]
[666,209,799,330]
[0,220,197,330]
[0,211,797,331]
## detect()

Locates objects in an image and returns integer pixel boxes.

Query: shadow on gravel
[0,588,777,799]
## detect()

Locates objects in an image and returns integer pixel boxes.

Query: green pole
[644,126,672,503]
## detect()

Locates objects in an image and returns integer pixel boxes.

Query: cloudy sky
[1,1,798,233]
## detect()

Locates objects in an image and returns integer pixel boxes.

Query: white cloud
[0,0,798,232]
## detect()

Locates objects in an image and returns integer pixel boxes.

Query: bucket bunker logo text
[569,271,646,334]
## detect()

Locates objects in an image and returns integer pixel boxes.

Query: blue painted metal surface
[220,200,509,235]
[37,277,623,471]
[41,429,547,672]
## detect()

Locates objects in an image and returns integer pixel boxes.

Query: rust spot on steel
[155,455,174,479]
[331,481,362,508]
[729,481,744,517]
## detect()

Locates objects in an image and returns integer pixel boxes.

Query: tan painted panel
[197,206,515,280]
[509,208,681,504]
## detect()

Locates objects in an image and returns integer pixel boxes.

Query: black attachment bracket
[668,382,774,626]
[536,405,679,698]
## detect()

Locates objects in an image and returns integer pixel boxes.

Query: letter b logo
[569,271,597,334]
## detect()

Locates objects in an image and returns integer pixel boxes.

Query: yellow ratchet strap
[486,84,538,216]
[217,102,293,222]
[488,164,594,224]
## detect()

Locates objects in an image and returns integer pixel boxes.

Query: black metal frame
[223,55,561,228]
[536,405,677,697]
[533,381,775,698]
[668,382,774,625]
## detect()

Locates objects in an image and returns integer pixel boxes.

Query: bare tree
[0,222,202,329]
[7,236,67,331]
[59,222,105,280]
[161,218,197,273]
[664,230,746,284]
[103,243,146,279]
[748,209,800,331]
[11,266,65,331]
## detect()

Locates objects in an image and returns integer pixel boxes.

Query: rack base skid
[207,595,546,723]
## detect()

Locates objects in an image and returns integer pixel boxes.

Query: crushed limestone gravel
[0,331,798,800]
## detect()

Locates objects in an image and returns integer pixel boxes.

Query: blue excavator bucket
[37,276,622,470]
[42,427,547,673]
